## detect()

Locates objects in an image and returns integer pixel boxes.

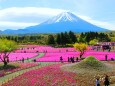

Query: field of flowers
[2,64,77,86]
[13,45,115,61]
[1,45,115,86]
[0,53,38,62]
[36,51,115,62]
[2,62,115,86]
[15,45,76,53]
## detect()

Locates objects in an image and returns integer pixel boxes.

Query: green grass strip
[21,53,45,62]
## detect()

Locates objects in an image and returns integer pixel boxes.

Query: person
[70,57,72,63]
[104,75,110,86]
[68,57,70,62]
[60,56,63,63]
[108,47,111,52]
[76,57,78,62]
[102,47,104,51]
[33,59,36,62]
[105,54,108,61]
[70,57,74,63]
[72,57,75,63]
[96,77,100,86]
[80,54,82,58]
[22,57,24,63]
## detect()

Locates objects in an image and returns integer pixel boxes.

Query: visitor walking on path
[76,57,78,62]
[105,54,108,61]
[22,57,24,63]
[104,75,110,86]
[60,56,63,63]
[96,77,100,86]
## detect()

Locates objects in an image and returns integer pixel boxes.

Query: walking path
[24,53,45,62]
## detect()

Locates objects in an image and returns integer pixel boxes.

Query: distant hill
[2,12,109,34]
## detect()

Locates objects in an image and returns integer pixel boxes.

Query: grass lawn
[0,62,38,77]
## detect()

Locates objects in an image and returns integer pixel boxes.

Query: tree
[111,37,115,42]
[47,35,55,45]
[60,32,65,45]
[78,37,85,43]
[89,39,98,45]
[56,34,61,45]
[0,39,18,67]
[64,32,71,44]
[69,31,77,43]
[73,43,87,58]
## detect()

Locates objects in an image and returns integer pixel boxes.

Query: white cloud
[0,7,66,30]
[0,7,115,31]
[77,15,115,30]
[0,21,38,30]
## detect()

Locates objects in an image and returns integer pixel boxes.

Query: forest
[0,31,114,46]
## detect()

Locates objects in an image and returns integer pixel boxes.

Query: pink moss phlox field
[37,51,115,62]
[15,45,76,53]
[15,45,115,62]
[3,64,77,86]
[1,45,114,62]
[0,53,38,61]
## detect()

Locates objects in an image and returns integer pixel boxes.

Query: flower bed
[2,64,77,86]
[36,51,115,62]
[15,45,76,53]
[0,53,38,62]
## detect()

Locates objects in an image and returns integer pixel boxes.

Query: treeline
[0,35,47,44]
[79,32,110,43]
[0,31,111,46]
[47,31,77,46]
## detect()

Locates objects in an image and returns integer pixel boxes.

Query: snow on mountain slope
[42,12,79,24]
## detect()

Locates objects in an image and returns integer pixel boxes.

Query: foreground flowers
[2,64,77,86]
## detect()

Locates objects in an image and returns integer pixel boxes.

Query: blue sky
[0,0,115,30]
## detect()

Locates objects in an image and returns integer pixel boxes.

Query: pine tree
[69,31,77,43]
[47,35,55,45]
[56,34,61,45]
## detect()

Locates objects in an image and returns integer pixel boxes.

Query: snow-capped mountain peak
[2,12,109,34]
[43,12,79,24]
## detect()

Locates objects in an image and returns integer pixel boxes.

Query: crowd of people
[60,56,79,63]
[96,75,110,86]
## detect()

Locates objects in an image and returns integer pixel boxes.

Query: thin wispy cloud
[77,15,115,30]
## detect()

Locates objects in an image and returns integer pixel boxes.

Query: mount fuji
[3,12,109,34]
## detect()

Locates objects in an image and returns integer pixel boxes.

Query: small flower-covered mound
[61,56,110,74]
[75,56,109,71]
[79,56,105,68]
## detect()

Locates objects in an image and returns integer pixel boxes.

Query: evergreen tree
[60,32,65,45]
[69,31,77,43]
[56,34,61,45]
[47,35,55,45]
[64,32,71,44]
